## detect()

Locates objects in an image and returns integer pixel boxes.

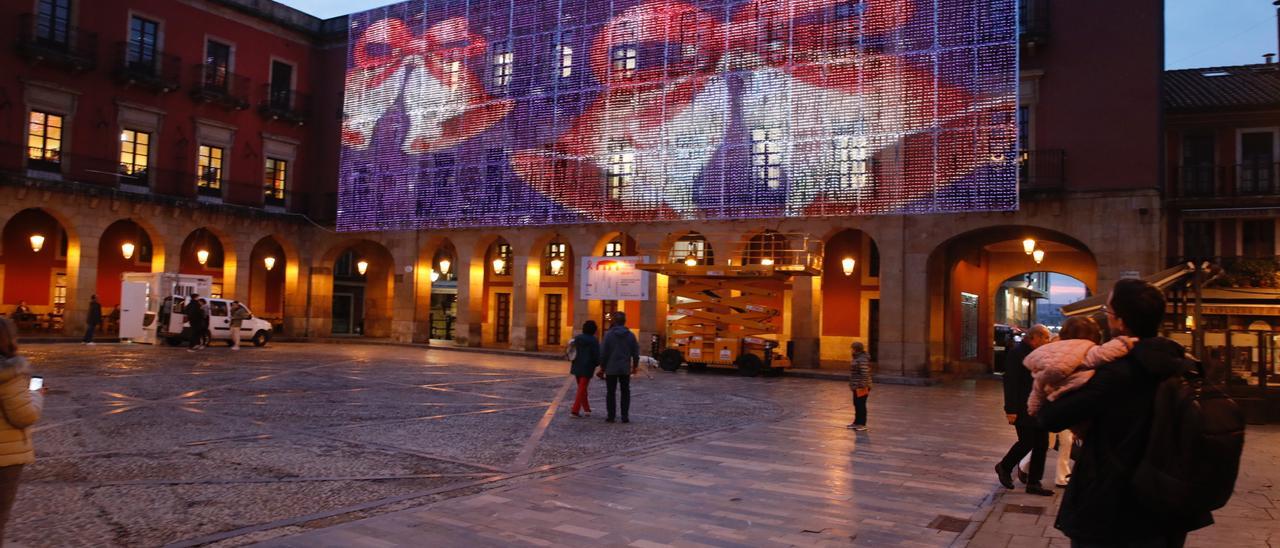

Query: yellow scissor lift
[637,233,822,376]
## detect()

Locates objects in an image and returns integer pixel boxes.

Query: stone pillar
[306,264,334,338]
[390,266,417,343]
[229,241,251,302]
[509,250,541,351]
[877,218,931,378]
[789,274,822,368]
[282,253,308,337]
[64,230,101,337]
[411,249,433,344]
[452,242,485,347]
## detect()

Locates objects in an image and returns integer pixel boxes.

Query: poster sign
[581,256,650,301]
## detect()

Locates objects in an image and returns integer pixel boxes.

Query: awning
[1061,263,1199,317]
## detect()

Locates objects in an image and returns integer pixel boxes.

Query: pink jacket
[1023,336,1136,415]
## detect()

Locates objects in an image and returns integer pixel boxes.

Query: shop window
[27,111,63,170]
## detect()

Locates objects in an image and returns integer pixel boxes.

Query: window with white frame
[544,242,567,276]
[492,44,513,89]
[834,134,869,189]
[751,126,783,188]
[27,111,63,168]
[119,129,150,177]
[264,157,287,207]
[606,142,634,199]
[604,239,623,257]
[611,46,637,78]
[559,33,574,78]
[197,144,223,196]
[670,233,712,264]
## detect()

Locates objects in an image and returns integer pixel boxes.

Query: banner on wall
[581,257,650,301]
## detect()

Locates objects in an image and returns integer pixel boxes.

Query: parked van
[165,298,273,347]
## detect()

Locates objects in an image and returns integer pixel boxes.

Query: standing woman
[569,321,601,417]
[0,318,43,540]
[848,342,872,431]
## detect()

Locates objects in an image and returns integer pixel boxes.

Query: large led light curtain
[338,0,1017,231]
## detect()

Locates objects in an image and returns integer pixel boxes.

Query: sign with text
[581,257,650,301]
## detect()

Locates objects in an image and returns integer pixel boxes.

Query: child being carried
[1024,315,1135,417]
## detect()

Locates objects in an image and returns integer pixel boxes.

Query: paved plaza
[4,343,1279,547]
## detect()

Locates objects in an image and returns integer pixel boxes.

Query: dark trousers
[999,414,1049,485]
[82,322,98,342]
[853,391,869,426]
[605,374,630,419]
[0,464,23,542]
[189,324,206,348]
[1071,533,1186,548]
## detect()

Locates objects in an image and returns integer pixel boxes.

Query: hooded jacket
[569,333,601,377]
[1038,337,1214,542]
[600,325,639,376]
[0,356,42,467]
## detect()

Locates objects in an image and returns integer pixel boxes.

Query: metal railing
[1174,162,1280,198]
[1018,149,1066,190]
[112,42,181,92]
[190,64,250,109]
[1018,0,1051,47]
[15,13,97,71]
[258,85,311,125]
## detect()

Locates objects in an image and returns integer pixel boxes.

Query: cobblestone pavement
[9,343,1278,547]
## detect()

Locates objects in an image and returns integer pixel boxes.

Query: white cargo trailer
[118,273,212,344]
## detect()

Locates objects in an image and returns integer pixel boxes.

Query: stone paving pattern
[5,343,1280,547]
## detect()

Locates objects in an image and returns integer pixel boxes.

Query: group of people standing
[997,278,1214,547]
[178,294,251,351]
[566,312,640,423]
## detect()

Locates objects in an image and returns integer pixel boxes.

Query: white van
[165,298,273,347]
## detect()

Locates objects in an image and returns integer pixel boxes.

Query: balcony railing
[190,64,250,110]
[258,85,311,125]
[1167,256,1280,289]
[15,14,97,72]
[112,42,181,93]
[1018,149,1066,191]
[1018,0,1050,48]
[1174,162,1280,198]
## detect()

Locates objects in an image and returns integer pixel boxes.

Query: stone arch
[247,235,294,322]
[318,238,397,338]
[530,232,574,348]
[95,218,161,309]
[418,236,459,341]
[178,227,237,297]
[662,230,715,265]
[481,236,515,346]
[0,207,78,331]
[819,228,883,363]
[592,231,637,256]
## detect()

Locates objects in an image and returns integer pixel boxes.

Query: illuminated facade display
[338,0,1018,231]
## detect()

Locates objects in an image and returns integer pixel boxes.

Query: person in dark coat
[598,311,639,423]
[568,320,601,417]
[1038,279,1212,546]
[82,295,102,345]
[183,295,207,351]
[996,323,1053,496]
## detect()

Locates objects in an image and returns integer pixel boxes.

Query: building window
[264,157,287,207]
[27,111,63,170]
[671,233,712,264]
[1180,134,1215,196]
[35,0,72,46]
[495,292,511,343]
[611,46,637,78]
[961,292,979,359]
[834,135,869,189]
[752,127,783,188]
[197,145,224,197]
[53,272,67,311]
[204,40,231,90]
[444,60,461,91]
[492,242,512,276]
[1239,131,1275,195]
[606,142,634,200]
[545,294,562,345]
[604,240,623,257]
[118,129,150,179]
[127,15,159,73]
[492,44,513,89]
[269,60,294,108]
[1242,219,1275,258]
[545,242,567,276]
[559,44,573,78]
[1183,221,1215,260]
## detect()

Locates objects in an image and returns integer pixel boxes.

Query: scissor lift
[637,233,822,376]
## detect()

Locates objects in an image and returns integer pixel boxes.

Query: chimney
[1267,53,1277,64]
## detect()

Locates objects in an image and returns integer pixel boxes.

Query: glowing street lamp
[550,257,564,275]
[28,234,44,253]
[264,256,276,271]
[438,258,451,276]
[356,259,369,275]
[760,258,774,266]
[429,269,440,282]
[1023,238,1036,255]
[197,249,210,265]
[121,242,136,260]
[684,255,697,267]
[492,258,506,275]
[1032,248,1045,265]
[842,257,856,276]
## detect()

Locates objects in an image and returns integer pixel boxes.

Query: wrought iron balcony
[190,64,250,110]
[258,85,311,125]
[1019,0,1051,48]
[1174,162,1280,199]
[112,42,181,93]
[1018,149,1066,191]
[14,14,97,72]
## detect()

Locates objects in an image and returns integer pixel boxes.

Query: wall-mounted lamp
[841,257,856,276]
[1032,248,1045,265]
[492,258,506,274]
[197,249,210,265]
[356,260,369,275]
[429,269,440,282]
[1023,238,1036,255]
[29,234,44,253]
[264,256,276,271]
[438,258,451,276]
[121,242,136,260]
[684,256,697,267]
[760,258,774,266]
[550,257,564,275]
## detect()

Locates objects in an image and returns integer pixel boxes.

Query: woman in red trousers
[569,321,601,417]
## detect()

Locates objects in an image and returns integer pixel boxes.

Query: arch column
[229,238,253,302]
[569,233,598,336]
[509,235,540,351]
[390,241,418,343]
[789,275,822,368]
[635,232,669,351]
[452,236,485,347]
[64,229,98,337]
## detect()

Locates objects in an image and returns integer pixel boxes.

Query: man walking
[598,311,639,423]
[1038,280,1213,546]
[996,324,1053,496]
[229,301,250,350]
[184,295,207,351]
[82,295,102,345]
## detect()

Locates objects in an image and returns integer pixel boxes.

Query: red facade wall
[95,222,153,307]
[949,256,991,365]
[1,210,68,306]
[822,230,872,337]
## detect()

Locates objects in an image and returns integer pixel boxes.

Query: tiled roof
[1165,63,1280,111]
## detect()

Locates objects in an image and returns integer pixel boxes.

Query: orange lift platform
[636,232,822,376]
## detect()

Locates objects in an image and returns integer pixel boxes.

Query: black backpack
[1132,358,1245,517]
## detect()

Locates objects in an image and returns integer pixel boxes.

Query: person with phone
[0,318,44,540]
[847,342,872,431]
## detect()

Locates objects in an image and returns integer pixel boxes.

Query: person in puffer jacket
[0,318,43,541]
[1024,315,1135,417]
